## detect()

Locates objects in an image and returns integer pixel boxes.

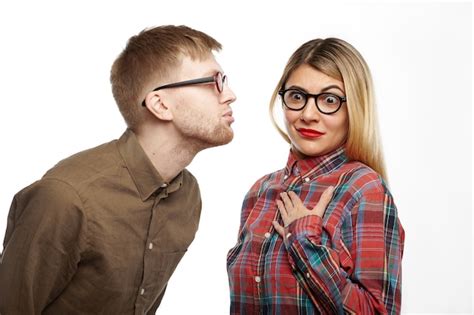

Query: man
[0,25,236,314]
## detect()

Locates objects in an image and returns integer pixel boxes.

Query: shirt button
[286,232,292,239]
[255,276,261,283]
[264,232,271,238]
[140,288,145,295]
[283,175,289,180]
[148,242,154,250]
[304,177,310,182]
[161,183,168,188]
[306,273,311,278]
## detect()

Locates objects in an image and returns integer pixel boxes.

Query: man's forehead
[177,54,222,77]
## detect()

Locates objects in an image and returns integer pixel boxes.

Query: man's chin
[215,130,234,146]
[195,129,233,151]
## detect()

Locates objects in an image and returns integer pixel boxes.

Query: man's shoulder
[14,177,83,211]
[43,138,122,188]
[182,168,198,183]
[181,169,200,195]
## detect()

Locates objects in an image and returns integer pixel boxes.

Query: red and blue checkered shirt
[227,147,404,314]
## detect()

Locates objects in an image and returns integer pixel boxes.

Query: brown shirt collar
[117,129,183,201]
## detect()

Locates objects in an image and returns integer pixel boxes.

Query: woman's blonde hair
[269,38,387,180]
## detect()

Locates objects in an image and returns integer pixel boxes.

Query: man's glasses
[278,88,346,115]
[142,72,227,106]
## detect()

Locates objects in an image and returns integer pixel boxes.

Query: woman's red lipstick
[297,128,325,138]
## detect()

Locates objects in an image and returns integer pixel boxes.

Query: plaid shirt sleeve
[283,184,404,314]
[235,175,270,240]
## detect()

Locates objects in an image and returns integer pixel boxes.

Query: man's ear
[143,92,173,121]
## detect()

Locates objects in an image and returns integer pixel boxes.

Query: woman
[227,38,404,314]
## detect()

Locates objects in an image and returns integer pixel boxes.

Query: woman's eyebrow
[321,85,345,93]
[286,84,345,94]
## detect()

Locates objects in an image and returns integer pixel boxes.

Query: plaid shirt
[227,147,404,314]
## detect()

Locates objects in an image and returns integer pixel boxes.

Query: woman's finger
[280,192,293,212]
[272,221,285,238]
[276,200,289,225]
[312,186,334,217]
[288,191,304,209]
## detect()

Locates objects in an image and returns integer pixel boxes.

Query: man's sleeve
[0,178,87,314]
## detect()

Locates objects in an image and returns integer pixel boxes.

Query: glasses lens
[283,90,306,110]
[222,74,227,90]
[215,72,223,93]
[317,93,341,114]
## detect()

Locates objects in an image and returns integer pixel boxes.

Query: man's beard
[175,108,233,152]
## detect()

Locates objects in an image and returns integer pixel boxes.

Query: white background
[0,1,472,314]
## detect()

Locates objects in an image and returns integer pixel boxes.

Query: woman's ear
[143,92,173,121]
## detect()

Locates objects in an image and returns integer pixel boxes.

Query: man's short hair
[110,25,222,129]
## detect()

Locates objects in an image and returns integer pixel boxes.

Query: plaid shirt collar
[285,146,348,180]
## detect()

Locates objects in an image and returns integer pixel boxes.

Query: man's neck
[135,129,198,183]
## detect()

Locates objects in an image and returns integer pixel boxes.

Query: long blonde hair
[269,38,387,181]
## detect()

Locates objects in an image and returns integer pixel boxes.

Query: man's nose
[221,85,237,104]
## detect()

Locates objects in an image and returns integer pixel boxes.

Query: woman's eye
[323,95,339,105]
[289,92,304,101]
